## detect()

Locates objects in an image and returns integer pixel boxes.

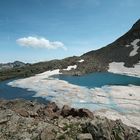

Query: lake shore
[7,69,140,130]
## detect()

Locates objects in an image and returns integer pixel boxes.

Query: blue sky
[0,0,140,63]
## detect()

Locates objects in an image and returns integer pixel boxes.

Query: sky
[0,0,140,63]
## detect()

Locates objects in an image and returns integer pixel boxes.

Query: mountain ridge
[0,19,140,80]
[0,61,26,71]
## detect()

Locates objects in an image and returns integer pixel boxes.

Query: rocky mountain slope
[0,99,139,140]
[0,19,140,81]
[73,19,140,75]
[0,61,26,71]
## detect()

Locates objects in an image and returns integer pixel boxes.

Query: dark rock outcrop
[61,105,94,119]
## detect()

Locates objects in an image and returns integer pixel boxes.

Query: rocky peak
[0,61,26,71]
[131,19,140,30]
[13,61,25,67]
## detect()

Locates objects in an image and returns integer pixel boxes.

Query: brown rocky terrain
[0,99,139,140]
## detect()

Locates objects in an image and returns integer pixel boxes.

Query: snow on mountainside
[108,61,140,77]
[61,19,140,76]
[76,19,140,76]
[128,39,140,56]
[108,38,140,77]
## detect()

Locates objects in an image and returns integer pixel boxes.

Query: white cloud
[16,36,67,50]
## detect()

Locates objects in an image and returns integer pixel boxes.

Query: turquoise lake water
[0,79,48,104]
[52,72,140,112]
[52,72,140,88]
[0,72,140,104]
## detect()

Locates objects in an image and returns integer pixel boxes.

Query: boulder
[0,119,9,124]
[76,133,93,140]
[61,106,94,118]
[44,107,59,119]
[78,109,94,119]
[15,109,29,117]
[37,102,60,119]
[46,102,59,112]
[40,128,56,140]
[61,105,71,117]
[29,111,38,118]
[69,108,79,117]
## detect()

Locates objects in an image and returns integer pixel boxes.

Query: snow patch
[78,59,84,63]
[125,45,130,47]
[126,39,140,56]
[63,65,77,71]
[108,62,140,77]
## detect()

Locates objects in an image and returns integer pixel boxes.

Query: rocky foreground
[0,99,139,140]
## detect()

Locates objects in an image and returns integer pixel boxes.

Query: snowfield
[108,61,140,77]
[78,59,84,63]
[127,39,140,57]
[63,65,77,71]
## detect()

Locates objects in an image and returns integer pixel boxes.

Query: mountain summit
[131,19,140,30]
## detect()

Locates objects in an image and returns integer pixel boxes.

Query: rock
[46,102,59,112]
[78,109,94,119]
[61,105,71,117]
[84,122,106,139]
[76,133,93,140]
[61,106,79,117]
[0,99,139,140]
[15,109,29,117]
[61,106,94,119]
[29,111,38,118]
[44,107,59,119]
[83,119,140,140]
[37,102,60,119]
[40,128,56,140]
[0,119,9,124]
[37,103,60,119]
[69,108,79,117]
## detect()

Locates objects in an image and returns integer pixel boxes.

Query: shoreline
[0,98,139,139]
[6,69,140,130]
